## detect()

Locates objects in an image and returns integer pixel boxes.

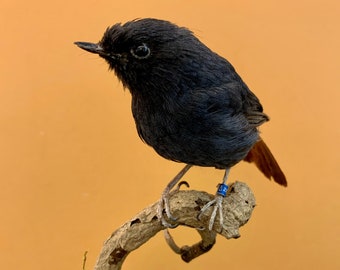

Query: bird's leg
[158,164,192,227]
[198,168,230,230]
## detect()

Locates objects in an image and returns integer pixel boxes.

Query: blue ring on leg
[217,183,228,197]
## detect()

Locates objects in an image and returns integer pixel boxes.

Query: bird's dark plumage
[75,18,287,187]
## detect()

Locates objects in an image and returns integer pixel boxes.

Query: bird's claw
[198,195,225,231]
[157,194,179,228]
[157,165,192,228]
[157,181,190,228]
[197,170,230,230]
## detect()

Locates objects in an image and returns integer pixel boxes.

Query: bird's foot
[158,202,176,228]
[157,165,192,228]
[157,188,178,228]
[198,183,229,231]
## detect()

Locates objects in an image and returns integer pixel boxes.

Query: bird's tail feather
[244,139,287,187]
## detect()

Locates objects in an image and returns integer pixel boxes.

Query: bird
[75,18,287,230]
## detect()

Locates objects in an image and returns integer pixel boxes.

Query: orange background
[1,0,339,269]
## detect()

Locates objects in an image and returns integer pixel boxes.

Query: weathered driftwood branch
[93,181,256,270]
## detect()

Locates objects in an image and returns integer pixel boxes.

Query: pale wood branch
[93,181,256,270]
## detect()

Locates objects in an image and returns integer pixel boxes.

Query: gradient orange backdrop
[1,0,339,269]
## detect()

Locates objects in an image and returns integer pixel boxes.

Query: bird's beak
[74,41,120,61]
[74,41,104,54]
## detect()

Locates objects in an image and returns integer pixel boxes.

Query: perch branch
[93,181,256,270]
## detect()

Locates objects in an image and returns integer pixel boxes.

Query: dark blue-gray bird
[75,18,287,230]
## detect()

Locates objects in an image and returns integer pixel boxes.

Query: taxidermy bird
[75,18,287,230]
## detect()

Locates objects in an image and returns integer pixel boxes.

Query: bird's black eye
[131,43,151,59]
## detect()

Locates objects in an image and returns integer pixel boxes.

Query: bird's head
[75,18,207,94]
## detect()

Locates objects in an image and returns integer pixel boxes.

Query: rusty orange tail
[244,139,287,186]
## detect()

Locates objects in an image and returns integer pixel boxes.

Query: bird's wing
[214,80,286,186]
[239,83,270,127]
[208,79,269,127]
